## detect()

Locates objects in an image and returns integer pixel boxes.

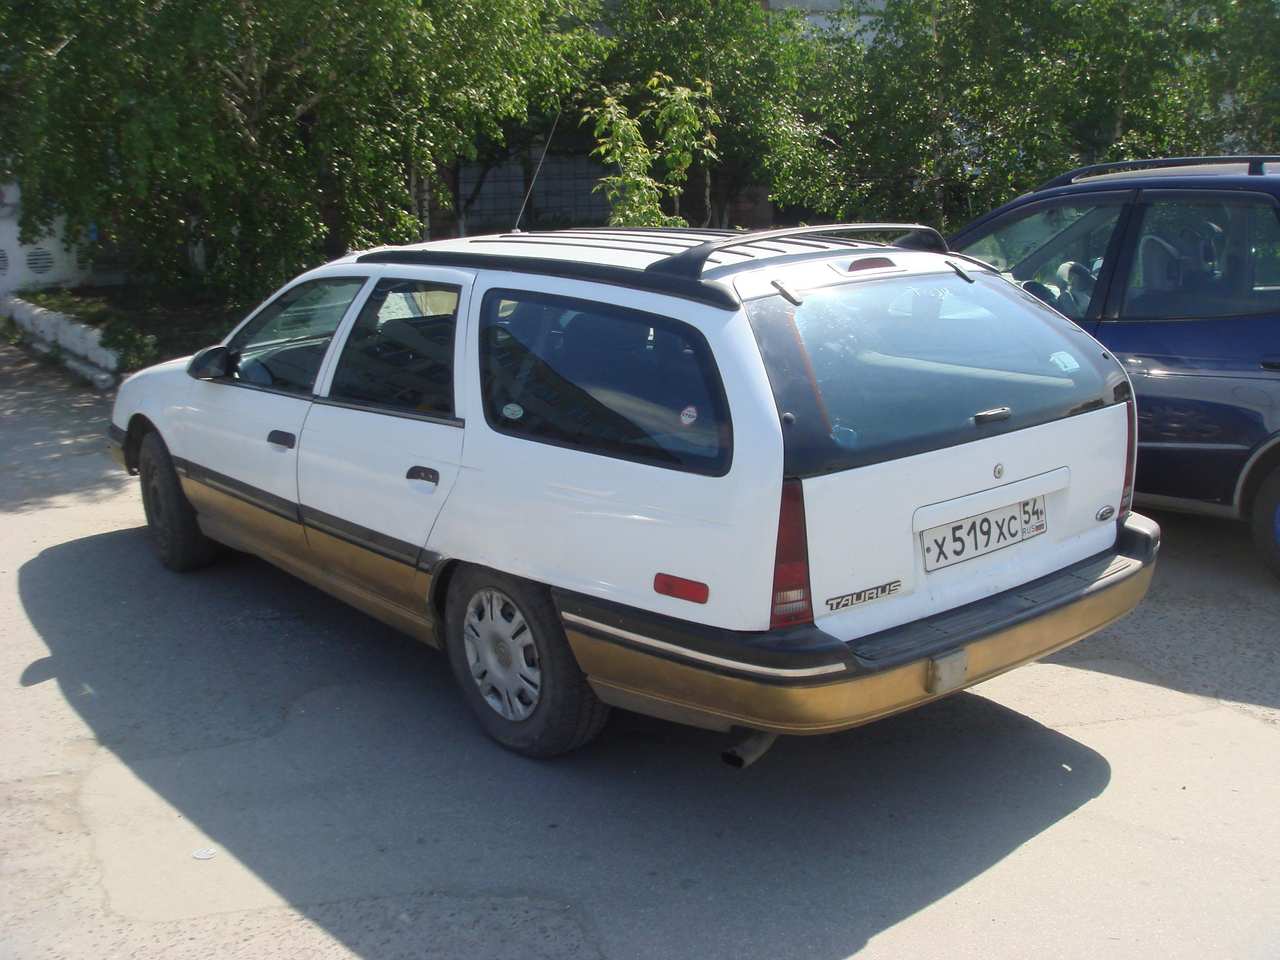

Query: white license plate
[920,496,1048,572]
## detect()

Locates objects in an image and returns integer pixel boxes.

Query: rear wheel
[138,431,219,572]
[1250,468,1280,581]
[444,566,608,757]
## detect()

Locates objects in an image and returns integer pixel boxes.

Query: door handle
[267,430,296,449]
[973,406,1012,425]
[1261,359,1280,371]
[406,465,439,484]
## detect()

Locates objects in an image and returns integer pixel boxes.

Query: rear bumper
[559,512,1159,735]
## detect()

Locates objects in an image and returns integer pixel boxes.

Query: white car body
[109,226,1159,740]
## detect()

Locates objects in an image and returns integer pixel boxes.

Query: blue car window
[956,201,1123,321]
[1123,197,1280,319]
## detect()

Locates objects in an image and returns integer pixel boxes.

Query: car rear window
[745,271,1126,477]
[478,288,732,475]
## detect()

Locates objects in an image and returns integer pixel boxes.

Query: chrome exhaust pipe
[721,731,778,769]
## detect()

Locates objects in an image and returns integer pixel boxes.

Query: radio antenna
[513,109,560,233]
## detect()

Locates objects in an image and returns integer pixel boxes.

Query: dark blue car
[951,156,1280,577]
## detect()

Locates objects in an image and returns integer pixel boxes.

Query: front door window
[958,199,1125,320]
[226,277,367,394]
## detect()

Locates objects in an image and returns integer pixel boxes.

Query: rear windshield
[744,271,1127,477]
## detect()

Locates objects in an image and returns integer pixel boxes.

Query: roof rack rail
[645,223,948,279]
[355,249,741,309]
[1038,155,1280,190]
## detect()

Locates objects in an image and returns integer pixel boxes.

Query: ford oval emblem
[1096,505,1116,522]
[993,463,1004,479]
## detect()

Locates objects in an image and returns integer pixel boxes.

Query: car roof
[950,156,1280,244]
[337,225,968,310]
[1038,155,1280,189]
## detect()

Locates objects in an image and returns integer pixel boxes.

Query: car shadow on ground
[19,527,1110,960]
[1048,509,1280,714]
[0,344,128,512]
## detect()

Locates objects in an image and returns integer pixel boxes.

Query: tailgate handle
[406,465,440,484]
[973,406,1012,425]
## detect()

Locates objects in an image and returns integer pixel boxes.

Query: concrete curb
[0,295,119,390]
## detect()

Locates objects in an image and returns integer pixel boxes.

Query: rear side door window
[328,277,461,417]
[226,277,367,394]
[1120,195,1280,319]
[956,195,1128,321]
[478,289,732,475]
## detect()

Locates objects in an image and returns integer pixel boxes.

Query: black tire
[1250,468,1280,581]
[137,431,219,572]
[444,566,609,758]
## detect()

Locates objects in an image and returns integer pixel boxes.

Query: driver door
[954,191,1135,324]
[179,274,371,560]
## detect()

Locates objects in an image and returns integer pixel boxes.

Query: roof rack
[645,223,947,278]
[1038,155,1280,189]
[357,223,950,309]
[356,249,742,309]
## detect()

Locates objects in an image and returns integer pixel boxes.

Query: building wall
[0,184,91,296]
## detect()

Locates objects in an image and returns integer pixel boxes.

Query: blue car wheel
[1250,468,1280,581]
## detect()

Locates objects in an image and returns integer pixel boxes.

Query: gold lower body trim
[567,563,1155,735]
[183,478,439,647]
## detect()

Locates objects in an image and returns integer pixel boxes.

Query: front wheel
[1250,468,1280,581]
[138,431,219,572]
[444,567,608,757]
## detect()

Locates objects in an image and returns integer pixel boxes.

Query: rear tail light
[770,479,813,629]
[1119,390,1137,521]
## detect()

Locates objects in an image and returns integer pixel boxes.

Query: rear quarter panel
[429,273,784,631]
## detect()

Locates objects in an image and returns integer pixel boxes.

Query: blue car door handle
[1261,358,1280,371]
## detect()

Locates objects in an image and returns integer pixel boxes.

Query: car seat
[1054,261,1096,318]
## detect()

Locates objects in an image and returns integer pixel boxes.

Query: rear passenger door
[1089,190,1280,505]
[298,271,470,610]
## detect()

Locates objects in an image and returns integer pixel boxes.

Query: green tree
[1206,0,1280,151]
[604,0,807,225]
[586,74,718,227]
[0,0,603,302]
[769,0,1222,229]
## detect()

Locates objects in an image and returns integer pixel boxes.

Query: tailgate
[803,403,1127,642]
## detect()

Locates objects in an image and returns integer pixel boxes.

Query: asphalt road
[2,341,1278,960]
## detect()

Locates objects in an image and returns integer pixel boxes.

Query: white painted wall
[0,183,92,296]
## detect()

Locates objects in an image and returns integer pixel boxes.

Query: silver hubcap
[463,589,542,721]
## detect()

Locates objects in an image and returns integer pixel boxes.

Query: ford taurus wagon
[107,225,1160,759]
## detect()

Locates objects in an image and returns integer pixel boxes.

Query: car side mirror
[187,345,231,380]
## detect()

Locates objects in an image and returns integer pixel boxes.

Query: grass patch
[19,285,242,371]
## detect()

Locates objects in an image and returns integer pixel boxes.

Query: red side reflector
[770,479,814,629]
[654,573,710,604]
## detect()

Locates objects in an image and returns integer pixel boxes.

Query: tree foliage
[768,0,1251,229]
[603,0,807,224]
[2,0,1276,307]
[1206,0,1280,151]
[0,0,603,301]
[586,74,718,227]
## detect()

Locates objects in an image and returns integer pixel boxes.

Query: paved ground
[2,341,1278,960]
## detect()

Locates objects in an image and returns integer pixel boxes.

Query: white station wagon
[108,225,1160,763]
